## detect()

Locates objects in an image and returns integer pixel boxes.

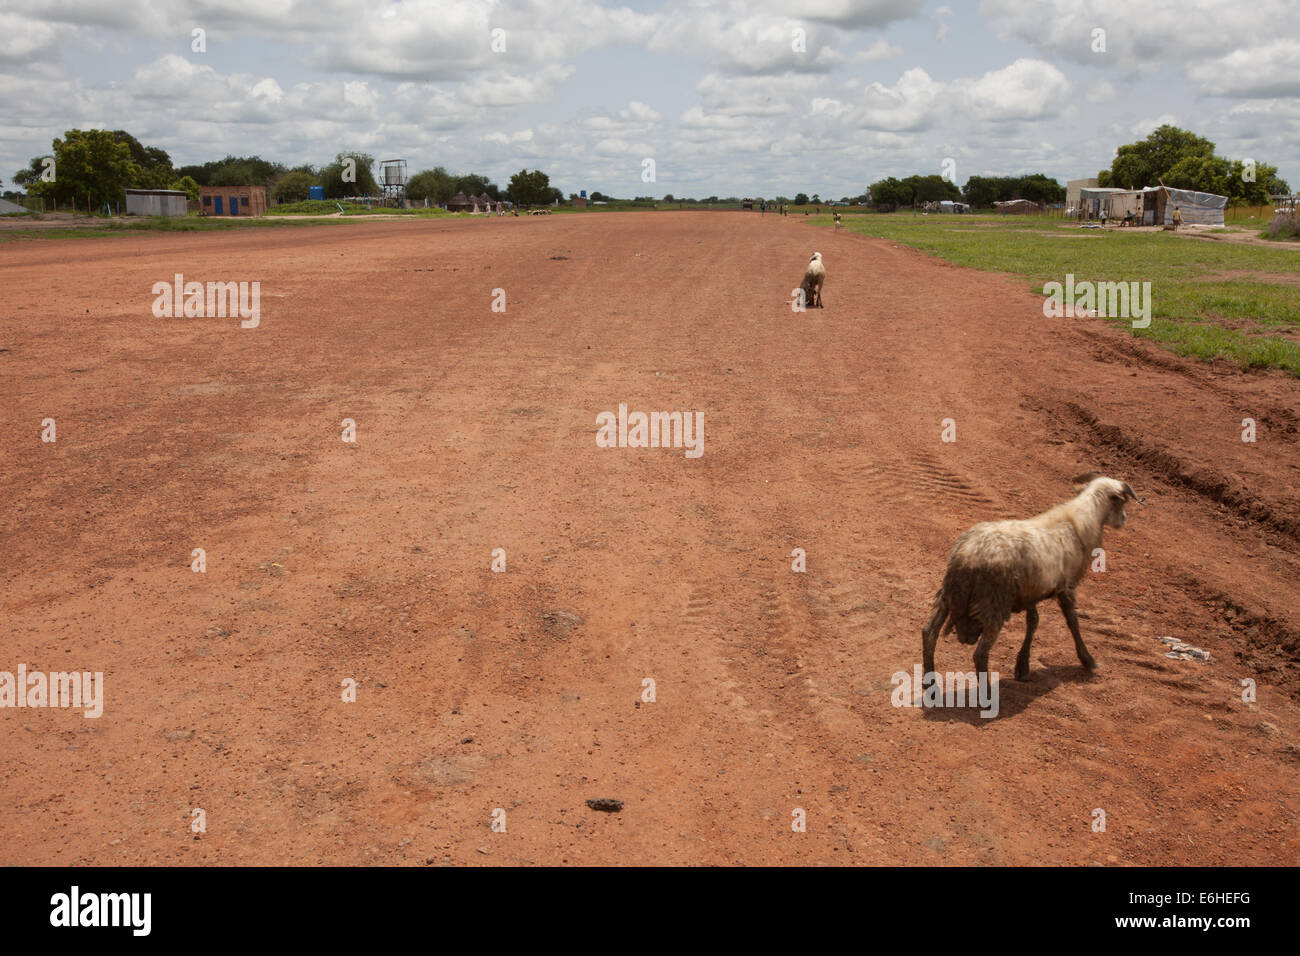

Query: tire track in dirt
[1045,396,1300,542]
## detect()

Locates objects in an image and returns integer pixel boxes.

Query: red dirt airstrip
[1,211,1298,865]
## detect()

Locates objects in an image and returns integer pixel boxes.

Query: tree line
[865,126,1289,212]
[6,129,566,209]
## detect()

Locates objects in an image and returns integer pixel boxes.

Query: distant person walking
[1172,206,1182,229]
[1100,205,1108,227]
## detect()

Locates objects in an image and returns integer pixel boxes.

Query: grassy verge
[829,212,1300,376]
[0,214,366,241]
[0,205,463,240]
[265,200,455,216]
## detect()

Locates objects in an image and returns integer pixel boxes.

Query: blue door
[230,196,239,215]
[213,196,223,215]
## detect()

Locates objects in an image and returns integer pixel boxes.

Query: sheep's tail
[935,571,983,644]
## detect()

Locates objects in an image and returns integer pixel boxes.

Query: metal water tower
[379,159,408,207]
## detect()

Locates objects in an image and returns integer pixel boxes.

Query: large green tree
[962,173,1065,207]
[1099,125,1288,203]
[867,178,909,210]
[320,152,378,198]
[455,173,501,200]
[508,168,551,206]
[23,129,138,208]
[1164,155,1286,205]
[273,170,318,203]
[17,129,206,210]
[901,174,961,204]
[1100,125,1215,189]
[110,130,175,189]
[179,154,286,188]
[406,166,456,203]
[12,155,51,190]
[172,175,201,201]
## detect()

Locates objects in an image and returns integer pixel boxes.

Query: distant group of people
[1079,203,1182,229]
[754,202,840,218]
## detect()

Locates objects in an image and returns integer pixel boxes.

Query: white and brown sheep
[921,472,1142,683]
[801,252,825,308]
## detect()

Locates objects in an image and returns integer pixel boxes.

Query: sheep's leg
[972,620,1003,684]
[921,600,946,686]
[1057,592,1097,671]
[1014,605,1038,681]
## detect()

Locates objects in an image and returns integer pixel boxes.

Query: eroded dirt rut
[2,212,1297,864]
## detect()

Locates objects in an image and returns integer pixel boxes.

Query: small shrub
[1264,213,1300,240]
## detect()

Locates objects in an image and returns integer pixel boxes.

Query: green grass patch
[266,200,454,216]
[0,205,463,241]
[1137,318,1300,376]
[0,214,366,241]
[831,212,1300,376]
[1160,280,1300,330]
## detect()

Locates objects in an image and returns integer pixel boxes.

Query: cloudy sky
[2,0,1297,198]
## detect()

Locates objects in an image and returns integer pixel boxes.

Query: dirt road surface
[2,212,1298,865]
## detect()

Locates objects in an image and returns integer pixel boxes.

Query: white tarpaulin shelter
[1080,185,1226,226]
[1155,186,1227,225]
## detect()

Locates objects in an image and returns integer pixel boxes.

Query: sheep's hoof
[1080,655,1098,672]
[1014,666,1033,682]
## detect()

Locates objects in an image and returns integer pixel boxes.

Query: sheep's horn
[1122,482,1145,505]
